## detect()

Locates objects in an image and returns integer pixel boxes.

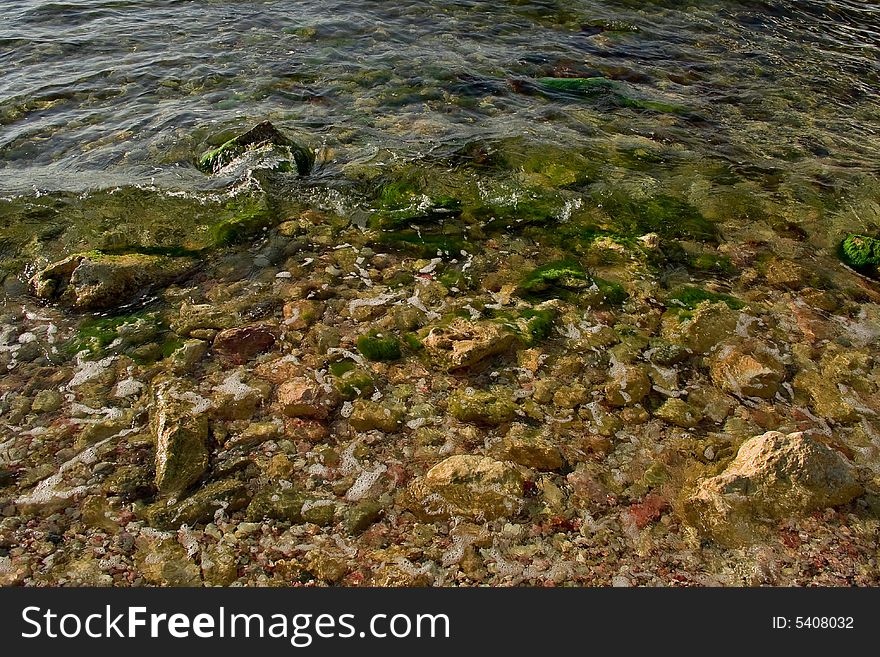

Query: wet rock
[134,532,202,586]
[710,342,785,399]
[764,258,819,290]
[169,339,209,374]
[246,487,308,522]
[500,424,564,470]
[146,479,250,529]
[212,371,271,420]
[661,301,740,355]
[688,386,737,424]
[409,455,524,520]
[684,431,863,546]
[212,324,278,364]
[654,397,702,428]
[151,379,210,496]
[197,120,314,175]
[172,303,239,337]
[31,252,195,311]
[344,499,383,534]
[31,389,63,414]
[277,377,340,419]
[423,319,516,371]
[604,363,651,407]
[305,551,348,583]
[449,387,516,426]
[201,542,239,586]
[349,399,405,432]
[552,383,590,409]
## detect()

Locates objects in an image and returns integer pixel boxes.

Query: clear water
[1,0,878,195]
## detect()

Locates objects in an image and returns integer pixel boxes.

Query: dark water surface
[1,0,878,193]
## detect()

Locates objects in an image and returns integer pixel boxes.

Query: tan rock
[710,342,785,399]
[409,455,524,520]
[684,431,863,546]
[277,377,340,419]
[423,319,516,371]
[605,363,651,407]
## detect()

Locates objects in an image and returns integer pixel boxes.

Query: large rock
[661,301,740,355]
[710,342,785,399]
[684,431,863,546]
[146,479,250,529]
[197,120,315,176]
[31,252,195,311]
[408,455,524,520]
[151,379,210,496]
[423,319,516,371]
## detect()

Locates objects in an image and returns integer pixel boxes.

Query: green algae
[209,195,275,247]
[357,333,402,362]
[376,230,470,258]
[67,311,175,363]
[520,260,591,295]
[537,77,617,94]
[840,234,880,270]
[667,286,744,312]
[597,192,717,242]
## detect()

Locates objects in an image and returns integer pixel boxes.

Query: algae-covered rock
[146,479,250,529]
[409,455,524,520]
[356,333,401,362]
[348,399,405,433]
[197,120,314,175]
[839,233,880,271]
[31,252,196,311]
[661,301,740,355]
[134,532,202,586]
[501,424,564,471]
[246,486,309,522]
[604,363,651,407]
[344,499,383,534]
[151,378,210,496]
[423,319,516,371]
[683,431,863,546]
[449,386,516,426]
[654,397,702,428]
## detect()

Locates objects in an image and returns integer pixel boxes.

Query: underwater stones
[500,424,564,471]
[449,387,516,426]
[212,324,278,364]
[343,499,384,534]
[31,252,195,311]
[246,487,308,523]
[423,319,516,371]
[348,399,405,433]
[519,260,590,297]
[604,363,651,407]
[197,120,314,175]
[134,533,202,586]
[764,258,818,290]
[146,479,250,529]
[277,377,340,419]
[661,301,740,355]
[31,389,63,414]
[654,397,702,428]
[683,431,863,546]
[169,339,209,374]
[409,455,524,520]
[356,333,401,362]
[710,342,786,399]
[151,379,210,496]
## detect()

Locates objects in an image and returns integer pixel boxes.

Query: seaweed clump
[357,333,402,362]
[839,234,880,276]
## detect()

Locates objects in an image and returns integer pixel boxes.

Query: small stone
[277,378,340,419]
[349,399,405,432]
[605,363,651,407]
[31,389,63,414]
[134,533,202,586]
[344,499,383,534]
[305,551,348,583]
[408,455,524,520]
[448,387,516,426]
[246,487,308,522]
[654,397,702,428]
[212,324,277,364]
[170,339,209,374]
[500,424,564,470]
[662,301,740,355]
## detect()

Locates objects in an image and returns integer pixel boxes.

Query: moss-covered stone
[343,499,384,534]
[209,195,275,247]
[839,233,880,275]
[667,286,744,313]
[356,333,401,362]
[348,399,405,433]
[197,120,314,175]
[449,387,516,426]
[146,479,250,529]
[246,487,308,522]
